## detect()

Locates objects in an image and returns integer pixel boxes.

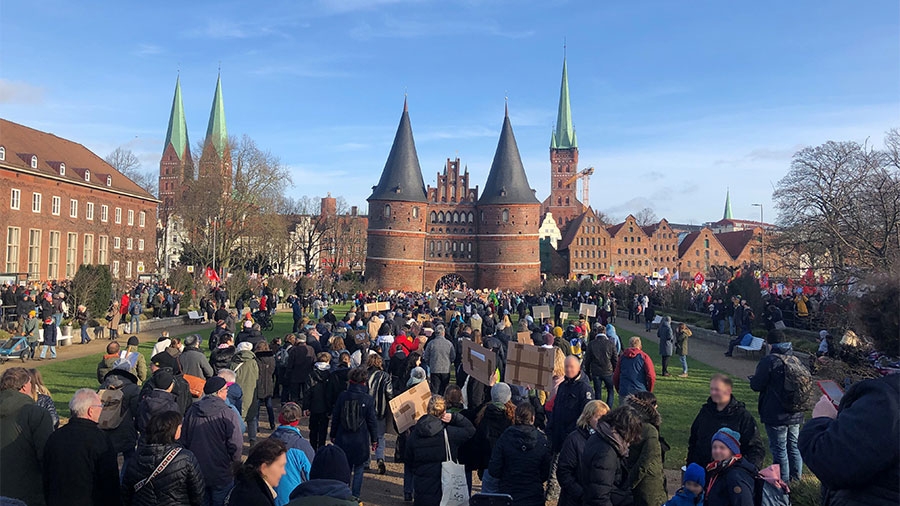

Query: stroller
[253,310,274,332]
[0,335,32,363]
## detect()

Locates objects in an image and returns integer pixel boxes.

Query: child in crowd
[665,462,705,506]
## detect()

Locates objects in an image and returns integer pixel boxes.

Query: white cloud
[134,44,163,56]
[0,79,45,104]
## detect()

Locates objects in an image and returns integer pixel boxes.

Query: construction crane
[562,166,594,209]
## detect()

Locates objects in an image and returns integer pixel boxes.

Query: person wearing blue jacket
[330,367,378,499]
[664,463,705,506]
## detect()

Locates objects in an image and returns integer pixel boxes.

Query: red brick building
[318,195,368,275]
[366,101,540,291]
[0,119,158,282]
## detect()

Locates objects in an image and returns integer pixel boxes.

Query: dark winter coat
[43,417,122,506]
[255,351,277,399]
[303,365,332,415]
[367,368,393,419]
[657,322,674,357]
[179,347,214,379]
[674,326,691,356]
[270,425,316,464]
[584,335,617,378]
[288,343,316,384]
[687,396,765,469]
[749,342,806,426]
[209,326,229,350]
[226,472,275,506]
[100,368,141,454]
[581,422,633,506]
[704,457,757,506]
[549,371,594,452]
[799,374,900,506]
[405,412,476,506]
[488,424,552,506]
[140,369,192,416]
[0,389,54,506]
[211,344,236,374]
[471,402,513,470]
[180,395,244,487]
[287,479,357,505]
[121,442,206,506]
[137,388,179,434]
[626,423,667,506]
[329,382,378,466]
[557,426,591,506]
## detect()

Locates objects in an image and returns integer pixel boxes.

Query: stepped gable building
[0,119,158,281]
[365,101,541,291]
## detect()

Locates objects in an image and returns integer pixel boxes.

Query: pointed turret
[479,107,539,205]
[368,100,427,203]
[205,73,227,156]
[723,189,733,220]
[551,58,577,149]
[163,76,191,161]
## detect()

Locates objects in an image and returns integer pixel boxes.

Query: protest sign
[579,303,597,317]
[532,305,551,320]
[389,381,432,433]
[461,340,496,387]
[506,341,555,391]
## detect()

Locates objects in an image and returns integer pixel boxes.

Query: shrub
[70,265,113,320]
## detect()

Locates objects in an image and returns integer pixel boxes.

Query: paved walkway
[610,317,759,380]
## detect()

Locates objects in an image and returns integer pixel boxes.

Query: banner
[505,341,555,391]
[205,267,221,284]
[693,272,705,285]
[461,340,497,387]
[389,381,432,433]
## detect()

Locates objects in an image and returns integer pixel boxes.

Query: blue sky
[1,0,897,224]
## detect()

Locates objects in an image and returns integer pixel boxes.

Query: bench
[186,311,203,324]
[736,336,766,357]
[37,328,72,346]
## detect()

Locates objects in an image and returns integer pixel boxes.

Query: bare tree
[634,207,658,227]
[104,147,158,196]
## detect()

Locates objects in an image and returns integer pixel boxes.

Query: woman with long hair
[121,411,205,506]
[624,392,668,506]
[581,405,644,506]
[28,368,59,428]
[557,400,610,506]
[226,438,287,506]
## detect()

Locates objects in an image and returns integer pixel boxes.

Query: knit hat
[153,369,174,390]
[553,327,564,338]
[407,367,427,387]
[127,335,140,346]
[203,376,227,395]
[150,352,179,372]
[236,341,253,352]
[491,382,511,404]
[711,427,742,456]
[543,332,554,346]
[683,462,706,487]
[309,445,351,485]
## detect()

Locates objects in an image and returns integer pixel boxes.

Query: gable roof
[716,229,758,259]
[479,108,539,205]
[368,101,427,203]
[557,211,588,251]
[678,231,701,258]
[0,118,158,201]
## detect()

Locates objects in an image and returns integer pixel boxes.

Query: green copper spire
[551,57,577,149]
[723,188,733,220]
[205,73,227,156]
[164,75,190,160]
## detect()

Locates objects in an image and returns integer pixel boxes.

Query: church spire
[551,56,577,150]
[480,104,539,205]
[723,188,733,220]
[163,75,190,161]
[368,100,427,203]
[205,73,227,156]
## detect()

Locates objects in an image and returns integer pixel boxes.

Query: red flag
[205,267,221,284]
[694,272,705,285]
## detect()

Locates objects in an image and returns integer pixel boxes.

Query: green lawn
[38,303,766,469]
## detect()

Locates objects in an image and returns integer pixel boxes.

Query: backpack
[754,477,790,506]
[340,398,364,432]
[776,354,814,412]
[569,337,583,358]
[98,387,128,430]
[275,346,291,368]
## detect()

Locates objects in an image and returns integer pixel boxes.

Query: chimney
[351,206,358,216]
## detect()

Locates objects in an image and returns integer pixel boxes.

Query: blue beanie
[683,462,706,486]
[711,427,742,456]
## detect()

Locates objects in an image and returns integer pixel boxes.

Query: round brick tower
[476,107,542,291]
[365,100,428,291]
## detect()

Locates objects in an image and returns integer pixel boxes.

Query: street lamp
[751,204,764,270]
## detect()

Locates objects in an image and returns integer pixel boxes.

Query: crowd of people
[0,284,896,506]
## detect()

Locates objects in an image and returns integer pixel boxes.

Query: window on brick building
[138,239,144,251]
[59,163,65,176]
[30,156,37,169]
[65,233,77,278]
[100,205,108,222]
[502,209,509,222]
[10,189,20,210]
[430,211,437,223]
[48,231,60,279]
[83,234,94,265]
[704,239,710,248]
[113,237,121,249]
[5,227,20,272]
[69,199,78,218]
[106,175,112,187]
[32,193,41,213]
[51,196,60,216]
[86,202,94,220]
[98,236,108,265]
[126,238,133,250]
[27,229,41,280]
[127,209,134,226]
[126,261,132,278]
[412,207,419,219]
[115,207,122,224]
[0,147,4,161]
[383,205,391,218]
[112,260,120,277]
[139,211,146,227]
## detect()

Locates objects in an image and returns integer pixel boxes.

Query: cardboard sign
[533,305,551,320]
[579,303,597,317]
[461,340,497,387]
[417,314,429,324]
[364,301,390,313]
[389,381,432,433]
[559,312,569,323]
[350,329,369,346]
[506,341,555,391]
[517,331,532,343]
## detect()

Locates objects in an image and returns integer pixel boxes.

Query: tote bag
[441,429,469,506]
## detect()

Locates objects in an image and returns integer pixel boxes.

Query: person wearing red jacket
[389,331,420,359]
[613,336,656,402]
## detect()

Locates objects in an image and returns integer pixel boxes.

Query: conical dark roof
[478,109,539,205]
[368,101,427,203]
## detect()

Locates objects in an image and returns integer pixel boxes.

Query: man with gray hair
[423,324,455,395]
[0,367,54,505]
[179,333,214,379]
[43,388,121,506]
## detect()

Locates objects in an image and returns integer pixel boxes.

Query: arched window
[430,211,437,223]
[451,186,456,200]
[557,197,561,206]
[84,169,91,182]
[30,155,38,169]
[412,207,419,219]
[468,242,472,252]
[453,212,459,223]
[383,204,391,218]
[59,163,66,175]
[704,239,710,248]
[557,180,562,188]
[0,147,5,161]
[106,175,112,186]
[565,197,570,206]
[501,209,509,222]
[438,212,444,223]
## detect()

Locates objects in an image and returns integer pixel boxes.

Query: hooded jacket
[230,349,260,416]
[137,388,179,434]
[581,421,632,506]
[367,368,393,419]
[270,425,316,465]
[97,353,120,384]
[405,412,476,506]
[470,402,513,470]
[303,364,332,415]
[288,343,316,384]
[704,457,757,506]
[687,396,765,469]
[488,424,552,506]
[329,382,378,466]
[287,479,357,505]
[0,389,54,506]
[210,344,236,374]
[181,395,243,487]
[613,347,656,400]
[625,401,667,506]
[100,368,141,454]
[121,442,206,506]
[557,426,592,506]
[749,342,806,426]
[799,374,900,506]
[226,472,275,506]
[274,444,312,506]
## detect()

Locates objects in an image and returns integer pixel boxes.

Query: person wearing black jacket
[100,366,142,461]
[548,356,595,499]
[330,367,378,499]
[209,321,229,350]
[406,395,476,506]
[249,341,277,440]
[210,335,236,374]
[226,438,287,506]
[704,427,757,506]
[287,335,316,405]
[122,410,206,506]
[557,401,610,506]
[303,353,333,450]
[580,405,644,506]
[136,370,179,434]
[469,383,515,493]
[686,374,765,469]
[147,352,192,415]
[749,332,805,483]
[584,331,617,406]
[488,402,552,506]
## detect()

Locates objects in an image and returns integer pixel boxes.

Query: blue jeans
[80,324,90,343]
[481,468,500,494]
[591,374,615,407]
[351,463,365,498]
[766,424,802,482]
[130,315,140,334]
[728,316,735,335]
[404,463,414,496]
[205,482,232,506]
[40,345,56,359]
[680,355,688,374]
[374,417,387,461]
